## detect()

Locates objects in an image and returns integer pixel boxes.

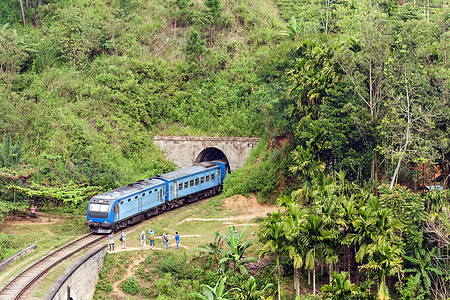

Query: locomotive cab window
[195,178,199,185]
[89,203,110,212]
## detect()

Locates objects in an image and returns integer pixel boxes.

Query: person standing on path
[108,233,115,251]
[140,231,146,250]
[162,233,169,250]
[149,229,155,247]
[120,231,126,249]
[175,232,180,250]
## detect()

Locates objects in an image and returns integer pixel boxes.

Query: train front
[85,195,117,234]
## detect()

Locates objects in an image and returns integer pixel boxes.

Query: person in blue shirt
[175,232,180,250]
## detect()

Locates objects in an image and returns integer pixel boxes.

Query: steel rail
[0,233,106,300]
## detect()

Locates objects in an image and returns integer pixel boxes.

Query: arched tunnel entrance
[195,147,231,173]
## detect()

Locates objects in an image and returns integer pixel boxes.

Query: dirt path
[107,194,277,296]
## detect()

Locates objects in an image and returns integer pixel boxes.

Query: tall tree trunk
[313,265,316,297]
[277,255,281,300]
[294,267,301,298]
[30,0,36,25]
[19,0,26,25]
[329,263,333,284]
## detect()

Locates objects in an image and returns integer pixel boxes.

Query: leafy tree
[11,182,101,221]
[185,28,208,63]
[204,0,221,26]
[0,134,23,168]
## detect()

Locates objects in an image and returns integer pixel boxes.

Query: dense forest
[0,0,450,298]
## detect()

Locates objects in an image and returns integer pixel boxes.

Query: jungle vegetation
[0,0,450,298]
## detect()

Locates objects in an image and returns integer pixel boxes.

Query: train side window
[155,189,157,192]
[121,201,124,204]
[142,193,145,196]
[128,198,131,202]
[184,182,188,189]
[179,183,183,190]
[211,174,215,181]
[149,191,152,194]
[135,196,138,199]
[206,175,210,182]
[190,180,194,187]
[200,177,205,184]
[195,178,199,185]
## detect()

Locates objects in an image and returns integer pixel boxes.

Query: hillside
[0,0,283,189]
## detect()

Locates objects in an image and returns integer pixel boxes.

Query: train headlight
[104,221,108,223]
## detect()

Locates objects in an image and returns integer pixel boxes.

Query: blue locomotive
[85,161,228,233]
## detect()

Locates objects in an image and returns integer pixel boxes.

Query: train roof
[157,161,219,181]
[92,178,163,201]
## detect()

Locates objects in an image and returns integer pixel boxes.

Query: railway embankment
[0,245,37,274]
[43,243,107,300]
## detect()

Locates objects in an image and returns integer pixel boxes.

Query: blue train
[85,161,228,233]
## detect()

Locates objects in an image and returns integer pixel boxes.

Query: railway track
[0,234,106,300]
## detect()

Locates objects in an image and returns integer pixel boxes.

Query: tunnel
[195,147,231,173]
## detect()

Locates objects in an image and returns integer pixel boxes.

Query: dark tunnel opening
[195,147,231,173]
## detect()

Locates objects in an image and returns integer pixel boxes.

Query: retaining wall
[43,243,107,300]
[0,244,37,273]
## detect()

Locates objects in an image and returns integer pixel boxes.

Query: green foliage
[0,24,32,75]
[0,232,17,261]
[185,28,208,63]
[155,252,197,280]
[223,139,292,201]
[218,225,256,275]
[397,275,426,300]
[0,134,23,168]
[378,184,426,250]
[121,275,140,295]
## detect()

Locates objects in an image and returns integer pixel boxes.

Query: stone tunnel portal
[195,147,231,173]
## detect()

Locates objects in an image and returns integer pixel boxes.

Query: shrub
[121,275,140,295]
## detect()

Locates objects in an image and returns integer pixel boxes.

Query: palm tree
[322,272,360,300]
[280,192,307,298]
[259,210,288,300]
[233,276,273,300]
[360,239,404,300]
[299,213,327,297]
